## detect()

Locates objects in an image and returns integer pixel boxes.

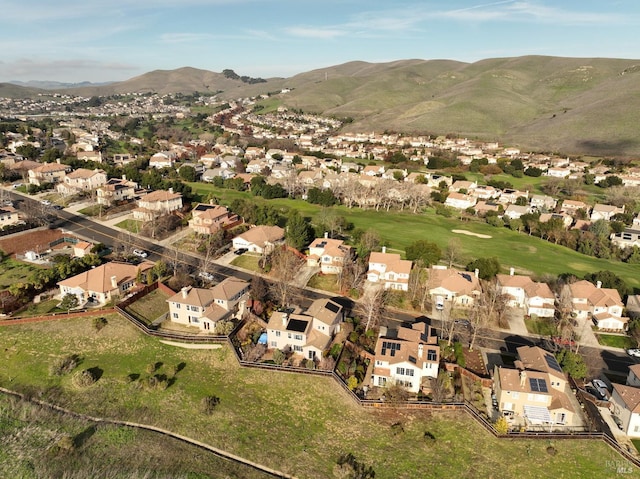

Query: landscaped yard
[596,333,636,349]
[124,288,170,325]
[186,183,640,290]
[77,204,104,216]
[307,273,340,293]
[0,314,631,478]
[524,316,558,336]
[115,218,143,233]
[0,256,43,290]
[230,253,262,272]
[14,298,63,317]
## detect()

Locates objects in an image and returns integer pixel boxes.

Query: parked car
[198,271,215,282]
[585,385,607,401]
[40,200,52,206]
[454,319,471,328]
[626,348,640,358]
[592,379,609,398]
[132,249,148,258]
[612,415,624,431]
[234,248,248,255]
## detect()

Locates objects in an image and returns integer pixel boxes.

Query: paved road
[6,189,636,378]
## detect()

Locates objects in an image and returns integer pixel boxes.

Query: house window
[511,392,519,399]
[270,341,277,348]
[406,369,414,377]
[377,377,387,386]
[308,351,316,360]
[294,334,303,341]
[172,313,178,319]
[634,425,640,433]
[427,349,437,361]
[396,367,405,376]
[275,331,281,337]
[288,333,292,339]
[175,304,181,309]
[293,345,303,352]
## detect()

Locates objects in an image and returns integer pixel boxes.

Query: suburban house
[307,236,353,275]
[266,298,344,360]
[28,162,69,186]
[133,189,183,221]
[530,195,557,211]
[503,204,530,220]
[367,248,412,291]
[96,177,138,206]
[149,151,177,169]
[496,270,555,317]
[428,265,481,309]
[569,280,627,331]
[113,153,136,165]
[371,322,440,393]
[76,151,103,163]
[232,225,285,254]
[610,382,640,438]
[627,364,640,388]
[560,199,589,216]
[590,204,624,222]
[188,203,242,235]
[57,261,153,306]
[0,205,21,228]
[494,345,576,427]
[611,227,640,249]
[56,168,107,196]
[166,277,250,331]
[444,192,477,210]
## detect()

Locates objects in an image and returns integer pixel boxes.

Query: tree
[466,257,500,280]
[555,348,587,379]
[405,240,441,266]
[268,246,304,308]
[355,228,381,259]
[443,237,463,268]
[357,287,388,331]
[179,165,196,182]
[468,280,509,350]
[60,293,79,313]
[583,270,630,298]
[285,211,312,250]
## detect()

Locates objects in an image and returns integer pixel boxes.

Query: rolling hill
[10,56,640,156]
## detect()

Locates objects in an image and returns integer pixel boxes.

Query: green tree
[405,240,441,266]
[178,165,196,182]
[555,349,587,379]
[60,293,79,313]
[583,270,630,298]
[285,211,312,250]
[466,257,500,280]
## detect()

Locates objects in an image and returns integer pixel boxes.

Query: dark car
[234,248,248,255]
[585,385,607,401]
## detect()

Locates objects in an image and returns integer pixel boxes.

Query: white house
[367,248,412,291]
[611,383,640,438]
[232,225,285,254]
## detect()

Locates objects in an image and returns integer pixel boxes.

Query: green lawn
[307,273,340,293]
[0,314,631,478]
[230,253,262,272]
[596,333,635,349]
[14,299,63,317]
[524,317,558,336]
[187,182,640,289]
[77,205,104,216]
[115,218,143,233]
[0,257,43,290]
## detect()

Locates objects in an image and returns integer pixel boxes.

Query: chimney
[122,174,127,181]
[324,231,328,239]
[418,344,423,359]
[596,281,602,289]
[382,246,387,254]
[474,268,479,278]
[181,286,189,299]
[519,370,527,388]
[168,187,174,194]
[110,275,117,289]
[56,158,61,164]
[510,267,515,276]
[282,313,288,326]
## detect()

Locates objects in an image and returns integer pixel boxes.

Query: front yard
[230,252,262,272]
[114,218,143,234]
[596,333,635,349]
[524,316,558,336]
[306,273,340,293]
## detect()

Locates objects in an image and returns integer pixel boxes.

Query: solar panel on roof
[325,302,340,313]
[544,353,563,373]
[287,318,309,332]
[529,378,549,393]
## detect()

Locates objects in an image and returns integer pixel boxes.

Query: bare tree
[268,246,304,308]
[358,286,388,331]
[443,237,464,268]
[468,280,509,351]
[338,256,366,293]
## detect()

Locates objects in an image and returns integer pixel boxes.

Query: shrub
[546,445,557,456]
[49,354,80,376]
[72,369,98,388]
[495,416,509,434]
[423,431,436,446]
[214,319,235,335]
[272,349,285,365]
[305,359,315,370]
[200,395,220,415]
[347,376,358,390]
[92,316,108,331]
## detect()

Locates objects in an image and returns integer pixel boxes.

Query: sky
[1,0,639,83]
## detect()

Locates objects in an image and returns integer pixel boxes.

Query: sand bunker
[451,229,492,239]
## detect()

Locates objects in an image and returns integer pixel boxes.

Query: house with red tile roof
[367,248,412,291]
[307,236,353,275]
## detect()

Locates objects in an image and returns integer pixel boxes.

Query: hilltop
[6,56,640,156]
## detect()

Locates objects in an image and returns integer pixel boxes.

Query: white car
[592,379,609,399]
[41,200,52,206]
[132,249,148,258]
[198,271,215,282]
[627,348,640,358]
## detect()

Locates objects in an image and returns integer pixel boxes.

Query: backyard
[0,255,43,290]
[0,314,630,478]
[124,288,171,325]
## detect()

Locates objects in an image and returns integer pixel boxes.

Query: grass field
[525,317,558,336]
[124,288,170,325]
[115,218,143,233]
[230,253,262,272]
[596,334,635,349]
[307,273,340,293]
[77,205,103,216]
[0,314,632,479]
[14,299,63,317]
[187,183,640,289]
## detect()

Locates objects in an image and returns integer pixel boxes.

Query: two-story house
[58,261,153,306]
[166,277,249,331]
[149,151,177,169]
[0,205,21,228]
[494,345,575,427]
[611,376,640,438]
[428,266,481,309]
[590,203,624,222]
[495,270,555,317]
[188,203,241,235]
[371,322,440,393]
[97,177,138,206]
[56,168,107,196]
[444,192,477,210]
[266,298,344,360]
[367,248,412,291]
[133,189,183,221]
[569,280,627,331]
[307,236,353,275]
[28,162,69,186]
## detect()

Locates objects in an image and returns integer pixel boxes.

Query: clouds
[0,59,138,83]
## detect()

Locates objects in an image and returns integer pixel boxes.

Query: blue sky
[1,0,639,83]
